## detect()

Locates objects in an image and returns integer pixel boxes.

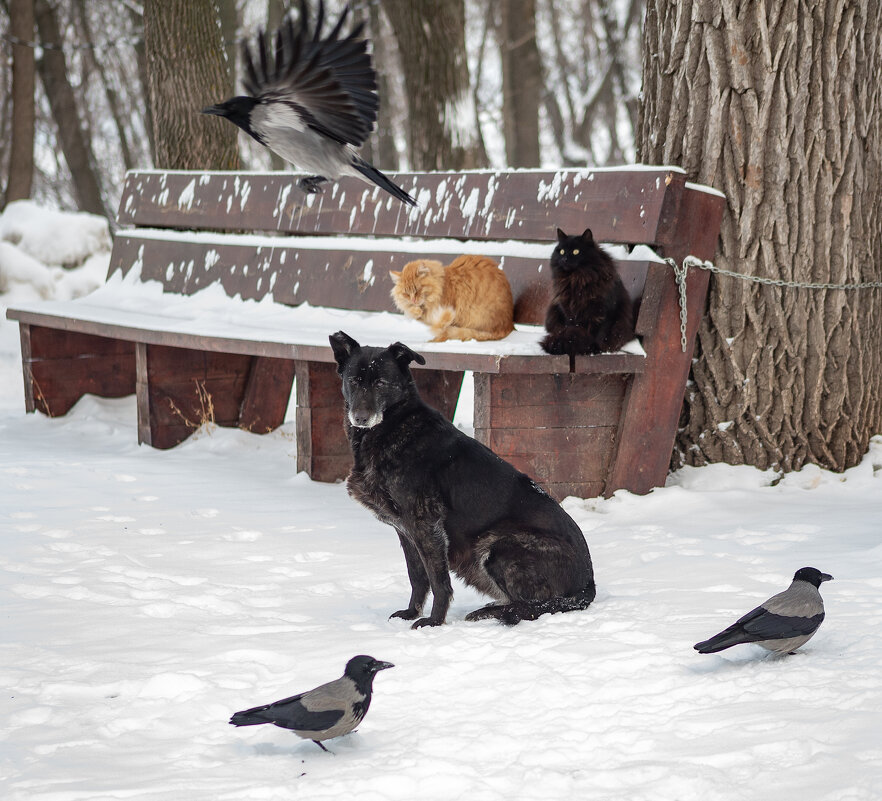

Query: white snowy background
[1,203,881,801]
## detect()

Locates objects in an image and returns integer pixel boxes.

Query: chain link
[664,256,882,353]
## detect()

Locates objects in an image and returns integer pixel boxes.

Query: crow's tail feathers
[693,627,748,654]
[351,157,416,206]
[466,581,597,626]
[229,706,271,727]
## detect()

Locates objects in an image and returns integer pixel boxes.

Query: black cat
[540,227,635,356]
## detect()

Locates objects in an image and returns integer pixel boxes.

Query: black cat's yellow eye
[559,248,565,254]
[573,249,580,255]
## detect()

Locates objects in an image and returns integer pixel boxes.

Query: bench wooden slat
[108,232,651,324]
[116,168,688,246]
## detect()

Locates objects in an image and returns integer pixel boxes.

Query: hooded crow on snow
[203,0,415,206]
[229,655,394,751]
[694,567,833,655]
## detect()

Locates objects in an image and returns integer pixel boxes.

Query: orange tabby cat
[389,255,515,342]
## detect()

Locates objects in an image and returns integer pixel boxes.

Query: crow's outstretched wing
[242,0,377,147]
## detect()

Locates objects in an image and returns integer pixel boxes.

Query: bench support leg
[473,372,630,501]
[295,361,351,482]
[239,356,296,434]
[19,324,135,416]
[295,362,464,483]
[136,344,293,449]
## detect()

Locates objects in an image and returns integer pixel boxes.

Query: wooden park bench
[5,167,724,500]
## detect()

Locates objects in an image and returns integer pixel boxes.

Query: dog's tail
[466,581,597,625]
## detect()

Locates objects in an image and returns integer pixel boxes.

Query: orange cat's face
[389,260,444,319]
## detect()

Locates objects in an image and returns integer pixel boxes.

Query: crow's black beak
[201,104,226,116]
[820,572,834,582]
[372,660,394,672]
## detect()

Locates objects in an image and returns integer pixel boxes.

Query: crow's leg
[298,175,329,194]
[313,740,331,753]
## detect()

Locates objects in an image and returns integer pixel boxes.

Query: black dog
[329,331,596,627]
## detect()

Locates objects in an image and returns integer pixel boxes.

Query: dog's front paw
[411,616,444,629]
[390,608,420,621]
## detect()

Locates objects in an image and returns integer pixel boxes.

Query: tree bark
[639,0,882,473]
[34,0,106,215]
[380,0,487,170]
[143,0,239,170]
[5,0,36,206]
[499,0,541,167]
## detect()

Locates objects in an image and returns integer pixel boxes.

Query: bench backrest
[111,168,724,334]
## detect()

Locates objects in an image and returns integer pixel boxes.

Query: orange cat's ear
[556,228,567,242]
[389,270,401,283]
[417,262,430,276]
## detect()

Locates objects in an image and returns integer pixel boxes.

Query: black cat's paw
[540,336,568,355]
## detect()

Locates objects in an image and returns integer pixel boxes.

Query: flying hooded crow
[203,0,415,206]
[229,655,394,751]
[694,566,833,655]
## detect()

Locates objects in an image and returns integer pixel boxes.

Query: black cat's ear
[329,331,360,373]
[556,228,567,242]
[582,228,595,243]
[387,341,426,369]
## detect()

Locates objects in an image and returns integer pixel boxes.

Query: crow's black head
[202,97,261,139]
[793,566,833,587]
[344,655,394,694]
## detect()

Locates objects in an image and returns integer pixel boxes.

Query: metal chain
[664,256,882,353]
[680,255,882,291]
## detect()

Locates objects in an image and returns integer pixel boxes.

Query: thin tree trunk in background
[128,4,155,165]
[362,0,400,171]
[218,0,238,92]
[264,0,287,170]
[381,0,487,170]
[639,0,882,473]
[143,0,239,170]
[73,0,134,171]
[500,0,541,167]
[5,0,36,206]
[34,0,106,215]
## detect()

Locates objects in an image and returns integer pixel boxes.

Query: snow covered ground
[1,203,881,801]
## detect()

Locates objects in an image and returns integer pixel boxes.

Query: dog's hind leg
[466,535,592,624]
[390,531,430,621]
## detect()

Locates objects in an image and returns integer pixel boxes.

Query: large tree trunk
[34,0,106,215]
[638,0,882,473]
[5,0,36,206]
[499,0,541,168]
[143,0,239,170]
[380,0,487,170]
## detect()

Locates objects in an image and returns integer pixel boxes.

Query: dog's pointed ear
[387,341,426,369]
[329,331,360,372]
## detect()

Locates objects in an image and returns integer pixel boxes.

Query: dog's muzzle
[348,409,383,428]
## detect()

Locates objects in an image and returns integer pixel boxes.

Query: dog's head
[329,331,426,429]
